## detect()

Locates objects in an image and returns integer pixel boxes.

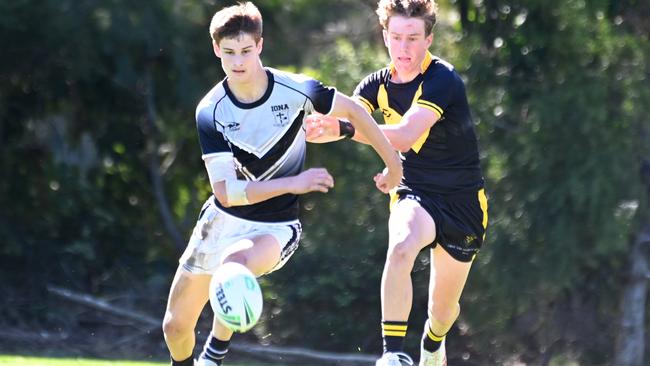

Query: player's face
[214,33,263,82]
[383,16,433,79]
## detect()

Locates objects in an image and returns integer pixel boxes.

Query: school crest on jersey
[271,103,290,127]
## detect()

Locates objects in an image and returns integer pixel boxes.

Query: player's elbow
[393,139,414,153]
[391,129,419,152]
[214,192,231,207]
[212,183,232,207]
[351,102,368,122]
[341,100,366,123]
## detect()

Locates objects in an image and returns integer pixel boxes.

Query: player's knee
[386,240,418,271]
[162,313,193,340]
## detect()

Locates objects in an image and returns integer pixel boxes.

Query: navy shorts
[395,188,488,262]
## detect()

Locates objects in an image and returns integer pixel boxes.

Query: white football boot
[419,338,447,366]
[195,358,219,366]
[375,352,415,366]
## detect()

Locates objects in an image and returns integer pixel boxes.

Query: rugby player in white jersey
[161,2,403,366]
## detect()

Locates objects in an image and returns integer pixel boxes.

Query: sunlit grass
[0,356,276,366]
[0,356,164,366]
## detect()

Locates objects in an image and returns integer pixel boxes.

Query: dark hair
[376,0,438,36]
[210,2,263,44]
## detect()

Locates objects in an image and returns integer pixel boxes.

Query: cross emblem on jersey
[271,104,290,127]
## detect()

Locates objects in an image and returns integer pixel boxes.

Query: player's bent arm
[329,92,402,175]
[211,177,312,207]
[205,155,334,207]
[351,105,441,152]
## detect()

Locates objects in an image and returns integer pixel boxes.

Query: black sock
[171,355,194,366]
[422,319,445,353]
[382,320,408,354]
[199,334,231,365]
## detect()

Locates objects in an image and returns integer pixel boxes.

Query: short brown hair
[209,2,263,44]
[376,0,438,36]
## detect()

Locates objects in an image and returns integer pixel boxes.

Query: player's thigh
[429,245,472,312]
[222,234,282,277]
[164,267,211,329]
[388,197,437,252]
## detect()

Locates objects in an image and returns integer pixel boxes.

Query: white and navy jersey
[196,67,336,222]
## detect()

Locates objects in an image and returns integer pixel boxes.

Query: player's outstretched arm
[307,105,440,153]
[328,92,402,193]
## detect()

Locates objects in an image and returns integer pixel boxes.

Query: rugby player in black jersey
[307,1,488,365]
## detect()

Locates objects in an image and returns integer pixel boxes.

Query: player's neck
[228,66,268,104]
[391,69,420,84]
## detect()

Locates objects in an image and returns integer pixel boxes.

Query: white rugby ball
[209,262,263,333]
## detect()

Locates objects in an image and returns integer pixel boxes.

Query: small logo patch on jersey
[225,121,241,131]
[271,104,290,127]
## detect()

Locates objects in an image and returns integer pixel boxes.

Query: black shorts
[395,188,488,262]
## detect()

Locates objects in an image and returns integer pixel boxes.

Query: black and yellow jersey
[354,52,484,194]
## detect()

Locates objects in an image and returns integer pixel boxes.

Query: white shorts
[179,198,302,275]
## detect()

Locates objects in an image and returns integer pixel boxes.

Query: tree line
[0,0,648,364]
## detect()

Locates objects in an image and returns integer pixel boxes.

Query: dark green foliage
[1,0,648,364]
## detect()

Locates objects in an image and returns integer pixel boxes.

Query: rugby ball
[209,262,263,333]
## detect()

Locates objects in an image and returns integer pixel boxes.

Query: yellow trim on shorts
[478,188,488,239]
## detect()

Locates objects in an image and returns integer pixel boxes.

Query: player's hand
[289,168,334,194]
[305,113,340,143]
[373,165,403,194]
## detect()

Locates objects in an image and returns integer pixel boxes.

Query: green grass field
[0,356,277,366]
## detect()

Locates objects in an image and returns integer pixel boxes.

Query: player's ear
[425,32,433,48]
[382,29,389,48]
[213,40,222,58]
[256,37,264,54]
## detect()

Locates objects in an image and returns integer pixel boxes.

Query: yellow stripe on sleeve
[417,100,443,118]
[357,96,375,114]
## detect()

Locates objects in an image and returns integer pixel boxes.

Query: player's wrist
[338,119,355,139]
[286,176,301,195]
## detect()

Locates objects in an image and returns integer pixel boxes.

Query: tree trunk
[615,224,650,366]
[142,66,185,252]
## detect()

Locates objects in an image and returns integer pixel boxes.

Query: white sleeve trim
[202,152,233,161]
[204,154,236,185]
